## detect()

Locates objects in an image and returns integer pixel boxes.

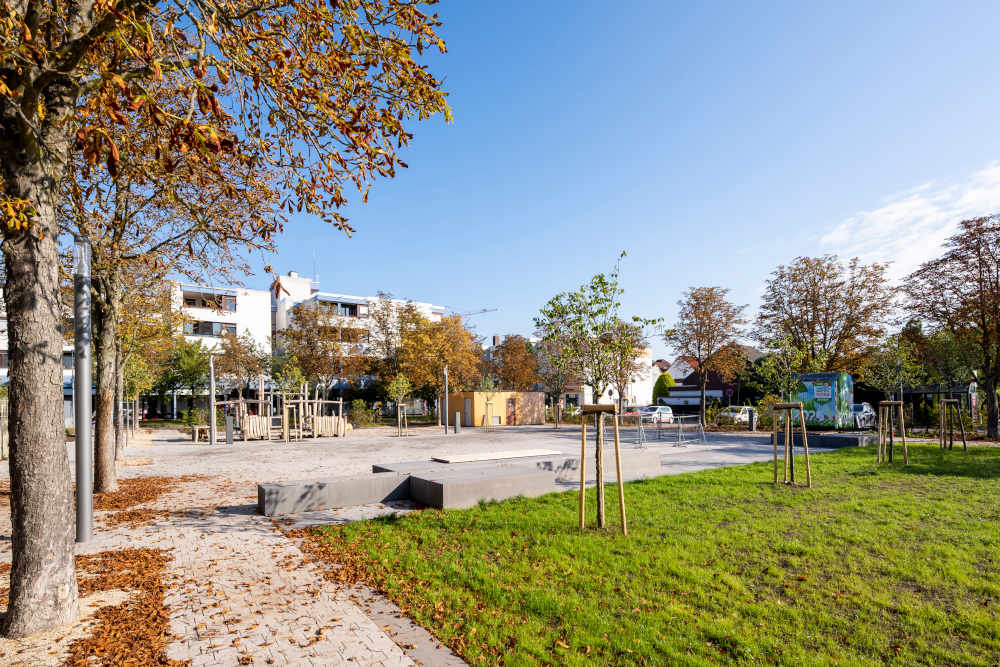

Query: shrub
[755,395,782,430]
[351,399,375,425]
[181,408,205,426]
[652,373,675,405]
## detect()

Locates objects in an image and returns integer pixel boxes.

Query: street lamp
[208,352,217,445]
[72,235,93,543]
[442,364,449,435]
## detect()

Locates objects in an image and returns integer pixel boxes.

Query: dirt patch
[0,548,180,666]
[66,548,184,666]
[0,589,132,666]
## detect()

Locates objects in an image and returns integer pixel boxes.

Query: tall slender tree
[491,335,539,391]
[534,337,573,427]
[607,319,650,412]
[61,81,278,492]
[904,216,1000,438]
[398,314,481,404]
[754,255,893,372]
[278,302,366,397]
[1,0,450,634]
[665,287,746,425]
[214,330,268,401]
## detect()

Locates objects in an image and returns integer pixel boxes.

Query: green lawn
[311,445,1000,665]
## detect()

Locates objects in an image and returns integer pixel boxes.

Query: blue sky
[244,1,1000,360]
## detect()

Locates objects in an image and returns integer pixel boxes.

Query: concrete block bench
[547,448,666,483]
[408,465,557,509]
[257,473,410,516]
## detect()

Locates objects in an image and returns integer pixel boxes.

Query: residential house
[558,347,661,408]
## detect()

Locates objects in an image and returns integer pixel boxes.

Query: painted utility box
[793,372,854,429]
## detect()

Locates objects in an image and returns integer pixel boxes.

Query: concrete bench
[257,473,410,516]
[408,465,557,510]
[261,449,667,516]
[546,448,666,483]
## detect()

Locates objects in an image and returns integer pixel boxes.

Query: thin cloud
[820,164,1000,278]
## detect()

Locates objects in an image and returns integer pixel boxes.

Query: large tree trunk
[114,345,125,461]
[93,278,119,492]
[984,376,998,440]
[0,149,80,636]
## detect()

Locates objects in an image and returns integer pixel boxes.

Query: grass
[310,444,1000,665]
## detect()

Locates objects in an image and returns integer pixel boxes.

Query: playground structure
[877,401,908,464]
[771,402,812,488]
[939,398,968,451]
[210,380,347,443]
[579,404,628,535]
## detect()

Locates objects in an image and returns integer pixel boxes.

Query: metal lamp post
[208,353,217,445]
[73,235,93,543]
[442,365,449,435]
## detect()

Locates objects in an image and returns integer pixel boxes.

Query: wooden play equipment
[578,404,627,535]
[939,398,967,451]
[877,400,908,464]
[771,402,812,488]
[212,379,347,443]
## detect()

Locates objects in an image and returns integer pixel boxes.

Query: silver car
[639,405,674,424]
[851,403,876,429]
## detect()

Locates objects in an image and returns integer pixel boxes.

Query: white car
[639,405,674,424]
[851,403,876,429]
[718,406,753,425]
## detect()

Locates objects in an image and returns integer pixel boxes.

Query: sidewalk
[0,473,465,666]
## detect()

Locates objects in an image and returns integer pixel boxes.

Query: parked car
[851,402,876,429]
[639,405,674,424]
[718,405,753,425]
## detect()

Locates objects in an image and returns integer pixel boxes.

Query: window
[186,321,236,337]
[63,352,74,369]
[337,303,358,317]
[183,291,237,311]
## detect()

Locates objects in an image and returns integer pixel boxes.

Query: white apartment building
[269,271,446,353]
[177,270,446,358]
[174,283,272,354]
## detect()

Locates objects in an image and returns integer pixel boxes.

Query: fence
[659,414,705,446]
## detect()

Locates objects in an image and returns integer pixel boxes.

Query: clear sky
[242,1,1000,360]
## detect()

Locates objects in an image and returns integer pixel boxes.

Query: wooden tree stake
[878,401,906,465]
[578,404,626,534]
[771,403,812,487]
[612,411,627,536]
[579,417,587,531]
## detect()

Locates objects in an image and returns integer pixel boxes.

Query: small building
[442,391,545,427]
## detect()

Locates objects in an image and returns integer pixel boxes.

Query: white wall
[270,270,446,356]
[176,283,273,354]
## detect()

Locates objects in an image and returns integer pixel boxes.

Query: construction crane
[451,307,498,318]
